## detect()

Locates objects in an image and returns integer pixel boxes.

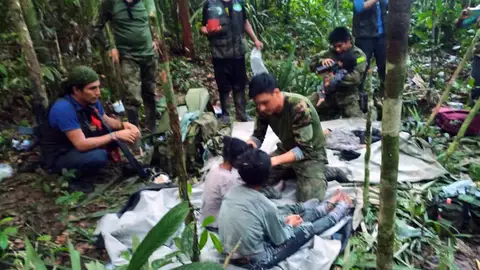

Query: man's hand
[246,139,258,148]
[153,40,160,54]
[114,129,138,144]
[122,122,141,139]
[285,215,303,227]
[110,48,120,64]
[321,58,335,67]
[254,39,264,50]
[316,98,325,107]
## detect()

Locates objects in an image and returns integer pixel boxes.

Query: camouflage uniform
[310,45,367,120]
[92,0,158,132]
[250,92,328,201]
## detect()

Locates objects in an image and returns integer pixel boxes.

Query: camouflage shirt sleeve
[339,51,367,87]
[91,0,114,50]
[309,50,331,72]
[291,99,316,159]
[251,114,269,148]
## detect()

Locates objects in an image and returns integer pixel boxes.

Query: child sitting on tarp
[316,51,358,107]
[218,148,352,269]
[201,136,249,230]
[201,136,287,230]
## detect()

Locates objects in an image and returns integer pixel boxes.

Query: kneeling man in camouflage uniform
[310,27,367,120]
[246,73,328,201]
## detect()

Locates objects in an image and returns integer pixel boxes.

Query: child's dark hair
[233,148,271,186]
[328,27,352,45]
[248,73,278,99]
[222,136,251,165]
[338,51,357,73]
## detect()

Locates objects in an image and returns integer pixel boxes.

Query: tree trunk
[363,70,373,216]
[178,0,195,58]
[10,0,49,123]
[376,0,412,269]
[149,3,200,262]
[19,0,51,64]
[442,98,480,164]
[420,28,480,137]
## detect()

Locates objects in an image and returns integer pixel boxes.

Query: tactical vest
[207,0,246,59]
[40,97,107,168]
[352,1,388,38]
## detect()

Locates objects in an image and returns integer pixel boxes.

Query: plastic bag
[250,48,268,75]
[0,164,13,182]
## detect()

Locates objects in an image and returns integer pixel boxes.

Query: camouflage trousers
[120,55,158,131]
[261,150,327,202]
[314,93,364,120]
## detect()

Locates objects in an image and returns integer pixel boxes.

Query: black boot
[219,91,231,124]
[126,107,140,127]
[143,99,157,133]
[233,90,249,122]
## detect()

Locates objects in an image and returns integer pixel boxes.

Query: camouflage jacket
[309,45,367,101]
[251,92,327,161]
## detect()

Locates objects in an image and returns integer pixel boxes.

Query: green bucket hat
[63,66,99,92]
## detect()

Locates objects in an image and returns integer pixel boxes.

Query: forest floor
[1,56,480,269]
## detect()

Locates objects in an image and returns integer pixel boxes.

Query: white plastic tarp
[95,179,360,269]
[232,118,448,184]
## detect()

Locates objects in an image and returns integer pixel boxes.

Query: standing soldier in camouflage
[310,27,367,120]
[246,73,328,201]
[201,0,263,123]
[93,0,159,133]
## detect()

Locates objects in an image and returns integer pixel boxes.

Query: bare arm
[66,129,115,152]
[103,114,123,130]
[244,20,259,43]
[271,151,296,167]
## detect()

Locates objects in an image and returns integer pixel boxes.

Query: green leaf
[3,227,17,236]
[127,202,189,270]
[25,238,47,270]
[0,64,7,76]
[37,235,52,242]
[209,233,223,254]
[151,251,182,269]
[85,261,107,270]
[0,233,8,250]
[132,234,140,253]
[0,217,14,225]
[199,230,208,251]
[180,222,194,259]
[187,183,192,197]
[172,262,224,270]
[68,240,82,270]
[41,66,54,82]
[201,216,215,228]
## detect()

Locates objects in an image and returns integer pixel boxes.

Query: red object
[435,107,480,136]
[110,147,121,162]
[446,198,452,204]
[207,19,220,32]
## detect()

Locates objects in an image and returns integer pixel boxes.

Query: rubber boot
[143,99,157,134]
[219,91,230,124]
[126,107,140,128]
[125,107,141,153]
[233,90,250,122]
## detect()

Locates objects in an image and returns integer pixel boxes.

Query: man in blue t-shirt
[41,66,141,191]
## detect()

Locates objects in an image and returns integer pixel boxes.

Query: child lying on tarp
[218,148,352,269]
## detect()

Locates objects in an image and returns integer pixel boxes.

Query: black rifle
[91,108,151,179]
[315,62,340,74]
